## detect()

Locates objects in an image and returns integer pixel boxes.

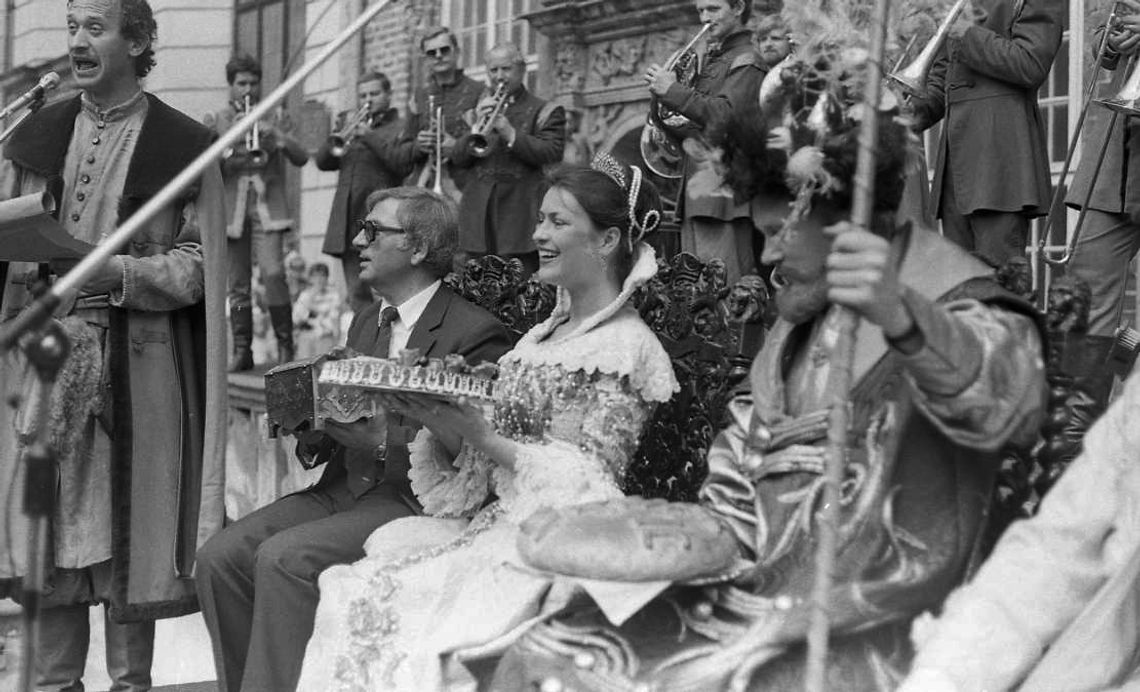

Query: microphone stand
[12,321,68,692]
[0,2,395,688]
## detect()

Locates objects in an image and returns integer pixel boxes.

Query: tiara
[590,152,660,249]
[590,151,627,189]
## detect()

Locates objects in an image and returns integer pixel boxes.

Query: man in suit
[316,70,408,291]
[451,42,566,274]
[195,186,512,692]
[909,0,1064,268]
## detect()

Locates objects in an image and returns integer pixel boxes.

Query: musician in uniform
[450,43,566,274]
[645,0,766,283]
[908,0,1064,268]
[206,53,309,371]
[390,26,484,201]
[1065,8,1140,338]
[316,70,407,291]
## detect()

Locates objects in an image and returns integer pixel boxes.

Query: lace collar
[531,242,659,345]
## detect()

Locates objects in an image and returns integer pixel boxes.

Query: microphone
[0,72,61,120]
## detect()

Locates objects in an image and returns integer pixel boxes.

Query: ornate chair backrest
[446,253,768,502]
[983,258,1124,555]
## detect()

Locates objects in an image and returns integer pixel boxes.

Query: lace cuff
[407,428,493,518]
[500,438,624,523]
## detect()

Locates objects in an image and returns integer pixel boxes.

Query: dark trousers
[228,211,291,309]
[1068,208,1140,336]
[939,173,1029,269]
[17,560,154,692]
[194,479,415,692]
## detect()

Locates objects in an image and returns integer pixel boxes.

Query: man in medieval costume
[491,41,1048,690]
[0,0,227,688]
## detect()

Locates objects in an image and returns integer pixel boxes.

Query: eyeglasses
[357,218,405,244]
[424,45,452,58]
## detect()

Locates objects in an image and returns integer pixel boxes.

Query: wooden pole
[802,0,892,687]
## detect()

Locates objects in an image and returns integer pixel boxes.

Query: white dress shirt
[378,280,441,357]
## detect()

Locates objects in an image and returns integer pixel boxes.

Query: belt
[73,294,112,311]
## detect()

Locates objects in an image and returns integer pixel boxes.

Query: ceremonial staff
[803,0,893,686]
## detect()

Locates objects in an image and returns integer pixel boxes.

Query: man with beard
[753,14,793,69]
[644,0,766,283]
[0,0,227,688]
[494,106,1048,690]
[316,70,407,291]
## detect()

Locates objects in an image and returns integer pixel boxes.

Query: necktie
[372,306,400,357]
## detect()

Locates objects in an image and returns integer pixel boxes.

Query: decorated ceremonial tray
[265,349,498,437]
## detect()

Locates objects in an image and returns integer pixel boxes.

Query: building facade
[0,0,1134,324]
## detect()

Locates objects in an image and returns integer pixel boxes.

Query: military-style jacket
[910,0,1064,218]
[315,107,407,257]
[451,86,566,255]
[390,70,485,194]
[657,29,766,218]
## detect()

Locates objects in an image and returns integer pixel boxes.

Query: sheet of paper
[0,191,94,262]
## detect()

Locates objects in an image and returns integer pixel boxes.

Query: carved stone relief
[588,28,697,88]
[553,39,586,94]
[586,102,632,153]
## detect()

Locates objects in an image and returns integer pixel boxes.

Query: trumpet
[224,94,267,165]
[329,101,372,158]
[639,23,712,179]
[887,0,970,95]
[469,82,510,157]
[415,95,446,194]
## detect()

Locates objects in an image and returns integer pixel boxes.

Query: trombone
[887,0,970,96]
[1031,1,1126,301]
[328,101,372,158]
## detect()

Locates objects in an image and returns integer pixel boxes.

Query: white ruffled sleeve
[407,428,494,518]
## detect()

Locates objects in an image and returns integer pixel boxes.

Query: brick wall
[361,0,439,113]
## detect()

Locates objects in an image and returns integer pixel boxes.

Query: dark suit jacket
[309,285,511,507]
[911,0,1064,218]
[315,107,409,257]
[451,86,566,255]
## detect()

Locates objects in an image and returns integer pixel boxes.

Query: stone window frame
[441,0,540,91]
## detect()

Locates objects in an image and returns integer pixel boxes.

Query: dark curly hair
[543,161,663,283]
[225,53,262,85]
[69,0,157,77]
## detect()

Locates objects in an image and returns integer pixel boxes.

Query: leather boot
[268,304,295,364]
[229,304,254,372]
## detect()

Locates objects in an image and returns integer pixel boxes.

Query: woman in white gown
[297,154,679,691]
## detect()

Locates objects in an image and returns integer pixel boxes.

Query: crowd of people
[2,0,1140,691]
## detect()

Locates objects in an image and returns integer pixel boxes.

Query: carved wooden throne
[445,252,768,502]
